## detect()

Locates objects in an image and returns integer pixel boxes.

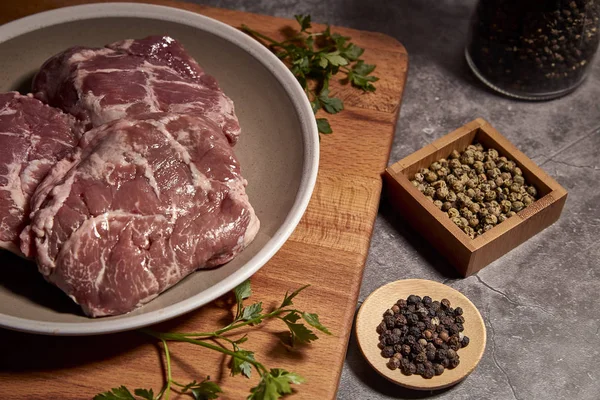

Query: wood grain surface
[0,2,408,399]
[355,279,486,390]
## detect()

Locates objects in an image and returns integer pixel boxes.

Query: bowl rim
[0,2,319,335]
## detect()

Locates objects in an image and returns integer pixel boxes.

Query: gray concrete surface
[189,1,600,399]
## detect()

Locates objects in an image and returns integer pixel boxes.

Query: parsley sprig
[95,281,330,400]
[241,14,378,135]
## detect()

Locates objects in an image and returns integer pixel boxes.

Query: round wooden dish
[355,279,486,390]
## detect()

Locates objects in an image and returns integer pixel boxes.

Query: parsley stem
[143,329,269,375]
[162,339,172,400]
[240,25,284,47]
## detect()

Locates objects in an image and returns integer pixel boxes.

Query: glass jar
[466,0,600,100]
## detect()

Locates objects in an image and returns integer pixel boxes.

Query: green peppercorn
[449,149,460,159]
[483,224,494,232]
[425,171,438,183]
[430,161,442,171]
[449,159,462,170]
[487,149,498,161]
[451,180,464,193]
[527,186,537,197]
[463,226,476,239]
[485,190,497,201]
[442,201,453,211]
[514,167,523,176]
[437,167,449,178]
[512,201,525,211]
[513,175,525,185]
[411,180,419,187]
[436,187,449,200]
[448,208,460,218]
[446,174,458,185]
[446,191,457,203]
[433,200,443,209]
[498,214,507,223]
[460,208,473,219]
[424,186,435,197]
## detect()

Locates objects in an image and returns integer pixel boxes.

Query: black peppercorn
[455,315,465,324]
[461,336,470,348]
[384,315,395,329]
[422,295,433,306]
[448,357,460,369]
[407,294,422,305]
[436,348,448,361]
[415,363,426,376]
[387,358,400,370]
[407,314,419,325]
[422,368,435,379]
[412,343,424,354]
[446,349,457,360]
[426,350,436,361]
[396,299,407,308]
[382,346,394,358]
[401,344,411,355]
[415,352,427,364]
[441,358,450,368]
[433,363,445,375]
[441,299,451,309]
[454,307,463,316]
[394,314,407,326]
[439,331,450,342]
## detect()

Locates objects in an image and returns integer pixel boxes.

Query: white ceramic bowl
[0,3,318,335]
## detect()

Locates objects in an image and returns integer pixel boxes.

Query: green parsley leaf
[181,378,223,400]
[248,369,305,400]
[352,59,376,76]
[302,312,332,335]
[282,319,319,344]
[241,302,263,321]
[294,14,312,32]
[322,51,349,67]
[133,388,154,400]
[231,348,256,378]
[310,99,321,114]
[348,60,379,92]
[282,312,301,323]
[234,280,252,304]
[343,43,364,61]
[318,88,344,114]
[94,386,136,400]
[280,284,310,308]
[233,335,249,345]
[316,118,332,134]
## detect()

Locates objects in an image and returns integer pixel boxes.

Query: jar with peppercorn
[465,0,600,100]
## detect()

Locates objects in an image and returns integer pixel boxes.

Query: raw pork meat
[22,113,259,317]
[0,92,80,256]
[32,36,241,145]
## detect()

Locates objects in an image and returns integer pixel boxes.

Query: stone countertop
[190,1,600,399]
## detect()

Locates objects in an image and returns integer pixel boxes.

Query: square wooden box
[384,118,567,277]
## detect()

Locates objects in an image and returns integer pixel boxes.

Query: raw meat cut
[21,113,259,317]
[0,92,81,256]
[32,36,241,145]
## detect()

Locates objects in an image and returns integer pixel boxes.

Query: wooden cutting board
[0,2,408,399]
